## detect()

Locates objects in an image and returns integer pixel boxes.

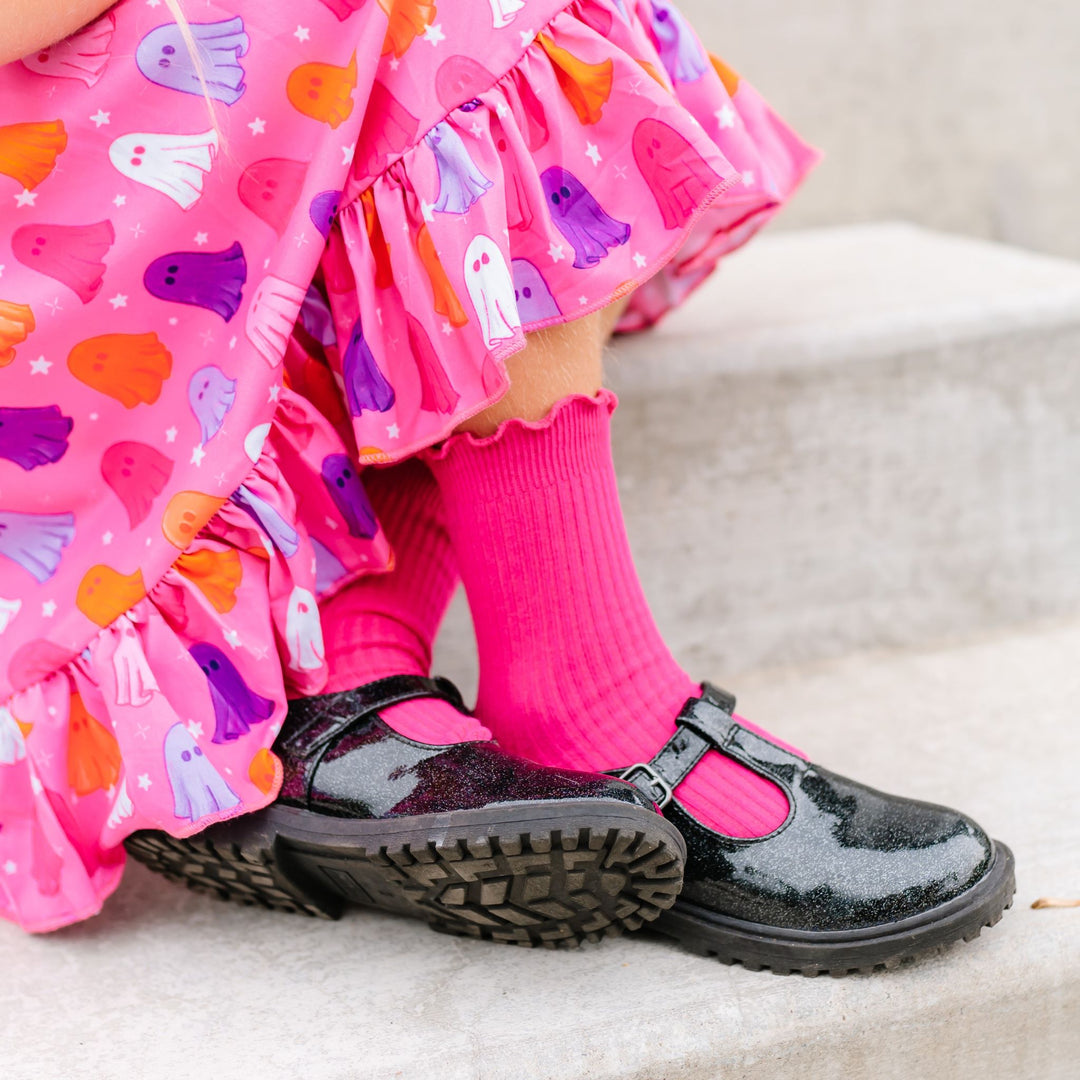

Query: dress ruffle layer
[0,389,388,932]
[317,0,819,462]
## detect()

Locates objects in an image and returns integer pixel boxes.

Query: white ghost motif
[0,706,27,766]
[0,597,21,635]
[108,128,219,210]
[489,0,526,28]
[245,276,307,365]
[463,235,521,349]
[163,723,240,823]
[112,615,159,707]
[285,586,325,671]
[105,778,134,829]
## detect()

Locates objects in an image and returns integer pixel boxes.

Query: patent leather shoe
[127,676,686,947]
[615,683,1014,974]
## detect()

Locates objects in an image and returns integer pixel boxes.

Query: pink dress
[0,0,818,931]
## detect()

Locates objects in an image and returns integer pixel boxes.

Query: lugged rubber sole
[124,799,686,948]
[651,840,1015,976]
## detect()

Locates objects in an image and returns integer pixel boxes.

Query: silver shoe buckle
[619,762,674,809]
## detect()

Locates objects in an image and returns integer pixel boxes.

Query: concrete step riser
[436,224,1080,687]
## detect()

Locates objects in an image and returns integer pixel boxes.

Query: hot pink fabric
[320,460,490,745]
[426,390,796,838]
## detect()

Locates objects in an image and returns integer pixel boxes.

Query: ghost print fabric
[0,0,816,932]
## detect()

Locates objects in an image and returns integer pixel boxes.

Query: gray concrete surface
[4,617,1078,1079]
[437,223,1080,691]
[679,0,1080,260]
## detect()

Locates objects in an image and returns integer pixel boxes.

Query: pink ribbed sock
[320,458,490,745]
[425,390,796,837]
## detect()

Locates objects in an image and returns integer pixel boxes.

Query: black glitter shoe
[125,675,686,948]
[614,683,1015,975]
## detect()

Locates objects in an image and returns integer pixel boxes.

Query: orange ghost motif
[0,300,35,367]
[637,58,670,90]
[414,223,468,327]
[175,547,242,612]
[537,34,613,126]
[67,693,121,796]
[709,54,741,97]
[379,0,436,58]
[67,332,172,407]
[161,490,227,549]
[286,53,357,129]
[248,747,278,795]
[76,565,146,627]
[361,187,394,290]
[0,120,67,190]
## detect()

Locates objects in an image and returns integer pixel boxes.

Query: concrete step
[435,223,1080,691]
[6,617,1078,1079]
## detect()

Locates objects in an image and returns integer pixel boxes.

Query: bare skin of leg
[455,297,629,437]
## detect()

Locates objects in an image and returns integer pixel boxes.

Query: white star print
[633,251,647,268]
[130,222,145,239]
[223,628,242,649]
[193,231,209,246]
[14,189,37,208]
[2,861,16,875]
[578,295,588,306]
[548,242,565,263]
[165,426,177,443]
[268,384,281,402]
[585,142,602,166]
[186,720,204,738]
[496,101,511,118]
[389,57,400,71]
[41,600,57,617]
[137,774,152,791]
[30,356,52,375]
[113,194,126,207]
[89,109,110,128]
[742,170,755,186]
[442,321,453,335]
[294,231,309,249]
[190,445,206,466]
[146,0,161,6]
[421,200,435,222]
[108,293,128,309]
[228,336,237,349]
[294,25,310,42]
[716,104,736,129]
[519,29,535,46]
[248,117,267,135]
[102,531,113,545]
[342,143,355,166]
[423,23,445,44]
[168,317,178,325]
[470,122,484,138]
[387,423,401,439]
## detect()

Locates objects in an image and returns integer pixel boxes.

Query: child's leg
[425,306,792,838]
[319,458,490,745]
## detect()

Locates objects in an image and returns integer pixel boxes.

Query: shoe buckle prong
[619,762,674,809]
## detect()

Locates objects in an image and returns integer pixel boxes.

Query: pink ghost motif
[100,442,175,527]
[11,221,115,303]
[489,116,532,231]
[502,69,549,151]
[354,81,419,182]
[237,158,307,236]
[632,118,724,230]
[434,55,498,113]
[20,12,116,87]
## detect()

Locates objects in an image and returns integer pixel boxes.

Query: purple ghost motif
[311,537,348,594]
[321,454,377,539]
[650,0,708,83]
[0,406,73,471]
[189,644,275,745]
[144,241,247,322]
[135,17,249,104]
[162,723,241,820]
[511,259,561,323]
[299,284,337,347]
[230,484,299,557]
[309,190,341,239]
[0,511,75,583]
[425,121,493,214]
[188,365,236,444]
[540,167,630,270]
[342,315,395,415]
